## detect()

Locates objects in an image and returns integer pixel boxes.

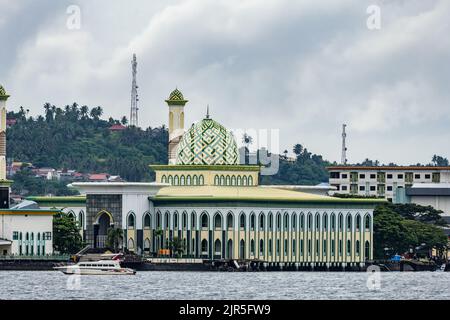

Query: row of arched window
[67,210,85,229]
[161,174,205,186]
[214,175,254,186]
[196,238,371,259]
[131,211,372,232]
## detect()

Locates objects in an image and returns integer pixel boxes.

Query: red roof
[109,124,126,131]
[88,174,109,181]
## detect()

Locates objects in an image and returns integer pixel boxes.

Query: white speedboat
[54,259,136,275]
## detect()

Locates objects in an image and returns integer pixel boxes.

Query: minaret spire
[206,105,210,119]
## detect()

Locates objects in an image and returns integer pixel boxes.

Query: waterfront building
[30,89,382,268]
[0,85,58,257]
[327,166,450,202]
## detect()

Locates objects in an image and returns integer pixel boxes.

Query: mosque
[30,89,383,268]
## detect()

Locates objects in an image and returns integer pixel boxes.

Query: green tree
[169,237,185,258]
[107,228,123,253]
[53,213,83,255]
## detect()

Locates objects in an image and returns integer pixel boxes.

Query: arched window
[182,212,188,229]
[346,214,352,232]
[248,176,254,186]
[276,213,281,231]
[250,240,255,256]
[168,175,173,185]
[347,240,351,256]
[239,213,246,230]
[365,241,370,259]
[30,233,34,256]
[174,175,179,186]
[268,213,273,230]
[300,214,305,231]
[187,175,192,185]
[331,213,336,231]
[173,212,179,229]
[201,239,208,254]
[307,213,312,231]
[193,175,198,186]
[78,211,84,229]
[269,239,273,256]
[250,213,256,231]
[231,176,236,186]
[144,238,151,252]
[356,215,361,231]
[338,214,343,231]
[144,213,151,228]
[315,213,320,231]
[356,240,360,256]
[237,176,242,186]
[37,233,41,256]
[283,213,289,230]
[323,214,328,231]
[365,215,371,231]
[201,213,209,229]
[339,240,343,256]
[191,212,196,229]
[227,212,234,229]
[259,239,264,255]
[214,175,219,186]
[180,175,185,186]
[128,238,135,251]
[164,212,170,229]
[214,213,222,229]
[127,213,136,229]
[199,175,204,186]
[214,239,221,254]
[239,240,246,259]
[292,213,297,231]
[161,175,167,183]
[243,176,248,186]
[156,212,162,228]
[68,211,76,221]
[226,176,231,186]
[259,214,265,231]
[220,175,225,186]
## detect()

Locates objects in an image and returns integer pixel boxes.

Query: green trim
[149,195,385,206]
[150,165,261,171]
[0,179,13,186]
[26,196,87,204]
[165,100,188,106]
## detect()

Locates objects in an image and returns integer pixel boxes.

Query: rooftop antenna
[341,124,348,165]
[130,53,139,127]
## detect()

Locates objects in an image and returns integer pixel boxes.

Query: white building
[0,208,58,256]
[328,166,450,201]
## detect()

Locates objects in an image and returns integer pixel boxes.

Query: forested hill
[7,104,168,182]
[6,103,332,187]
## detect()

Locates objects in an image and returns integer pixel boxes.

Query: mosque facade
[32,89,383,267]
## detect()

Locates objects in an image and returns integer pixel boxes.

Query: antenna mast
[130,54,139,127]
[341,124,348,165]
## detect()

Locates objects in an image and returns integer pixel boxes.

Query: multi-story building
[327,166,450,202]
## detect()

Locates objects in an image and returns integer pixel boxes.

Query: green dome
[166,88,188,106]
[176,118,239,165]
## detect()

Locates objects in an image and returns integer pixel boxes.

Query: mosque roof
[176,118,239,166]
[0,85,9,101]
[165,88,188,105]
[151,186,385,206]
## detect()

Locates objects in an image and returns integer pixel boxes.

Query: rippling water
[0,271,449,300]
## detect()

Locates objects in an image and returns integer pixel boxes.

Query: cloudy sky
[0,0,449,165]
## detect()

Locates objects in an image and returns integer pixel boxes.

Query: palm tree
[107,228,123,253]
[169,237,185,258]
